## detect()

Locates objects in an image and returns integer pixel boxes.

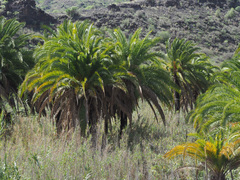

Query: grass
[0,101,230,179]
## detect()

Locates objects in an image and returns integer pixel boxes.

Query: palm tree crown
[164,130,240,180]
[164,38,215,112]
[20,20,119,134]
[0,16,31,114]
[188,52,240,134]
[108,28,175,132]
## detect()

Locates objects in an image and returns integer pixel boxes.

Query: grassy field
[1,102,239,179]
[0,102,193,179]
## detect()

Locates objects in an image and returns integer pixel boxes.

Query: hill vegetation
[1,0,240,179]
[35,0,128,14]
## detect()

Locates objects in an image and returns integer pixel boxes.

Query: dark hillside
[0,0,57,29]
[70,0,240,63]
[1,0,240,63]
[35,0,128,15]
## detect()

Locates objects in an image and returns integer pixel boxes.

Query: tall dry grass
[0,102,202,179]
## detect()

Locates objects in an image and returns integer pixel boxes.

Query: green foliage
[109,28,175,125]
[167,45,240,178]
[224,8,236,19]
[164,38,216,112]
[165,129,240,180]
[66,6,79,17]
[0,156,21,180]
[157,31,170,43]
[0,16,33,119]
[0,0,7,13]
[85,5,94,10]
[20,20,176,136]
[235,6,240,12]
[1,2,240,179]
[215,9,221,17]
[21,20,119,135]
[188,52,240,134]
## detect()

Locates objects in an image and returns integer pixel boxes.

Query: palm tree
[20,20,132,135]
[188,53,240,134]
[164,130,240,180]
[164,38,215,112]
[108,28,175,134]
[0,16,31,116]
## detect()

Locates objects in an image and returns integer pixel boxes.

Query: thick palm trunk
[174,73,181,111]
[85,97,89,132]
[88,97,99,147]
[216,174,226,180]
[120,111,127,136]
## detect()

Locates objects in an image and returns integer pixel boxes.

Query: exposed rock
[197,0,240,8]
[1,0,57,29]
[107,4,121,12]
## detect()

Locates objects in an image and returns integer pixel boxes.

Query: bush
[235,6,240,12]
[224,8,236,19]
[85,5,94,10]
[215,9,221,17]
[157,31,171,43]
[135,10,146,19]
[66,6,79,17]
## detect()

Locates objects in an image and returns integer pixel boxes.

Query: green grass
[1,102,238,179]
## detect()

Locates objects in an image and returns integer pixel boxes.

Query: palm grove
[1,16,240,179]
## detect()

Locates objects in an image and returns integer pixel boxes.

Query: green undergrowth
[0,102,211,179]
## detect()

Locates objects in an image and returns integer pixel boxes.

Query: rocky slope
[72,0,240,63]
[1,0,240,63]
[0,0,58,29]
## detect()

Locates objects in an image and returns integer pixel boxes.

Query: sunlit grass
[0,102,208,179]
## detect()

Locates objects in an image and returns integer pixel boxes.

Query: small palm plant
[164,130,240,180]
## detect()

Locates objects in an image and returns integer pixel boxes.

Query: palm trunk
[85,97,89,134]
[231,170,234,180]
[174,73,181,111]
[88,97,98,148]
[120,111,127,136]
[104,117,108,134]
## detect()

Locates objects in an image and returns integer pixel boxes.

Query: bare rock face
[197,0,239,8]
[107,4,121,12]
[1,0,57,29]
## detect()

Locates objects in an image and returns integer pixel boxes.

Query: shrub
[135,10,146,19]
[215,9,221,17]
[66,6,79,17]
[224,8,236,19]
[156,31,171,43]
[85,5,94,10]
[235,6,240,12]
